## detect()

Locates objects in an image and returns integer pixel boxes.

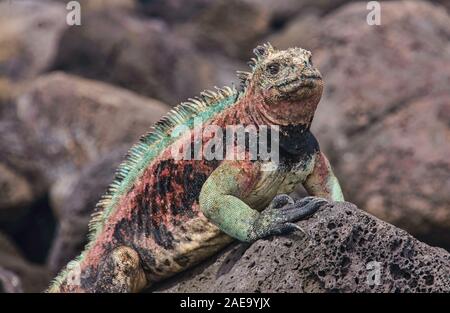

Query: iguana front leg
[199,161,326,242]
[304,152,344,201]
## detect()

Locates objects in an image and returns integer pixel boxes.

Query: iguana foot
[249,195,327,241]
[92,246,147,293]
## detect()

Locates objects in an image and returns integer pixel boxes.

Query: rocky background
[0,0,449,292]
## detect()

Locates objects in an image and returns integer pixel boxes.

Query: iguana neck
[237,83,320,128]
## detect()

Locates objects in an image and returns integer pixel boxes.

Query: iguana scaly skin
[48,44,344,293]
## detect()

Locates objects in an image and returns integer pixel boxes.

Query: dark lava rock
[154,201,450,293]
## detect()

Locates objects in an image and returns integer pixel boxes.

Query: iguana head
[239,43,323,127]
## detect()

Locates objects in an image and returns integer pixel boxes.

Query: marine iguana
[48,43,344,293]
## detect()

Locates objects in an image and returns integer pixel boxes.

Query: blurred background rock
[0,0,449,292]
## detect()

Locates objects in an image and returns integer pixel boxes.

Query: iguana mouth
[276,77,300,88]
[277,75,321,92]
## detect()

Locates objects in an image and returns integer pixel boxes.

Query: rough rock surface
[0,0,67,82]
[52,10,219,104]
[47,146,129,274]
[0,72,169,196]
[154,202,450,293]
[298,1,450,248]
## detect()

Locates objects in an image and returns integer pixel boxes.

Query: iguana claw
[249,195,327,241]
[267,194,295,209]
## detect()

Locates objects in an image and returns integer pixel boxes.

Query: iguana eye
[266,63,280,75]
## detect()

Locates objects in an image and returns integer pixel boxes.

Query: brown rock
[312,1,450,140]
[0,267,23,293]
[433,0,450,12]
[179,0,271,60]
[0,99,47,203]
[0,0,67,81]
[337,94,450,248]
[154,201,450,293]
[266,12,321,52]
[56,0,136,12]
[302,1,450,247]
[0,78,16,104]
[1,72,169,194]
[0,231,22,293]
[0,163,33,221]
[244,0,354,23]
[138,0,212,23]
[0,232,51,292]
[139,0,353,30]
[47,146,129,274]
[0,232,21,258]
[52,10,218,104]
